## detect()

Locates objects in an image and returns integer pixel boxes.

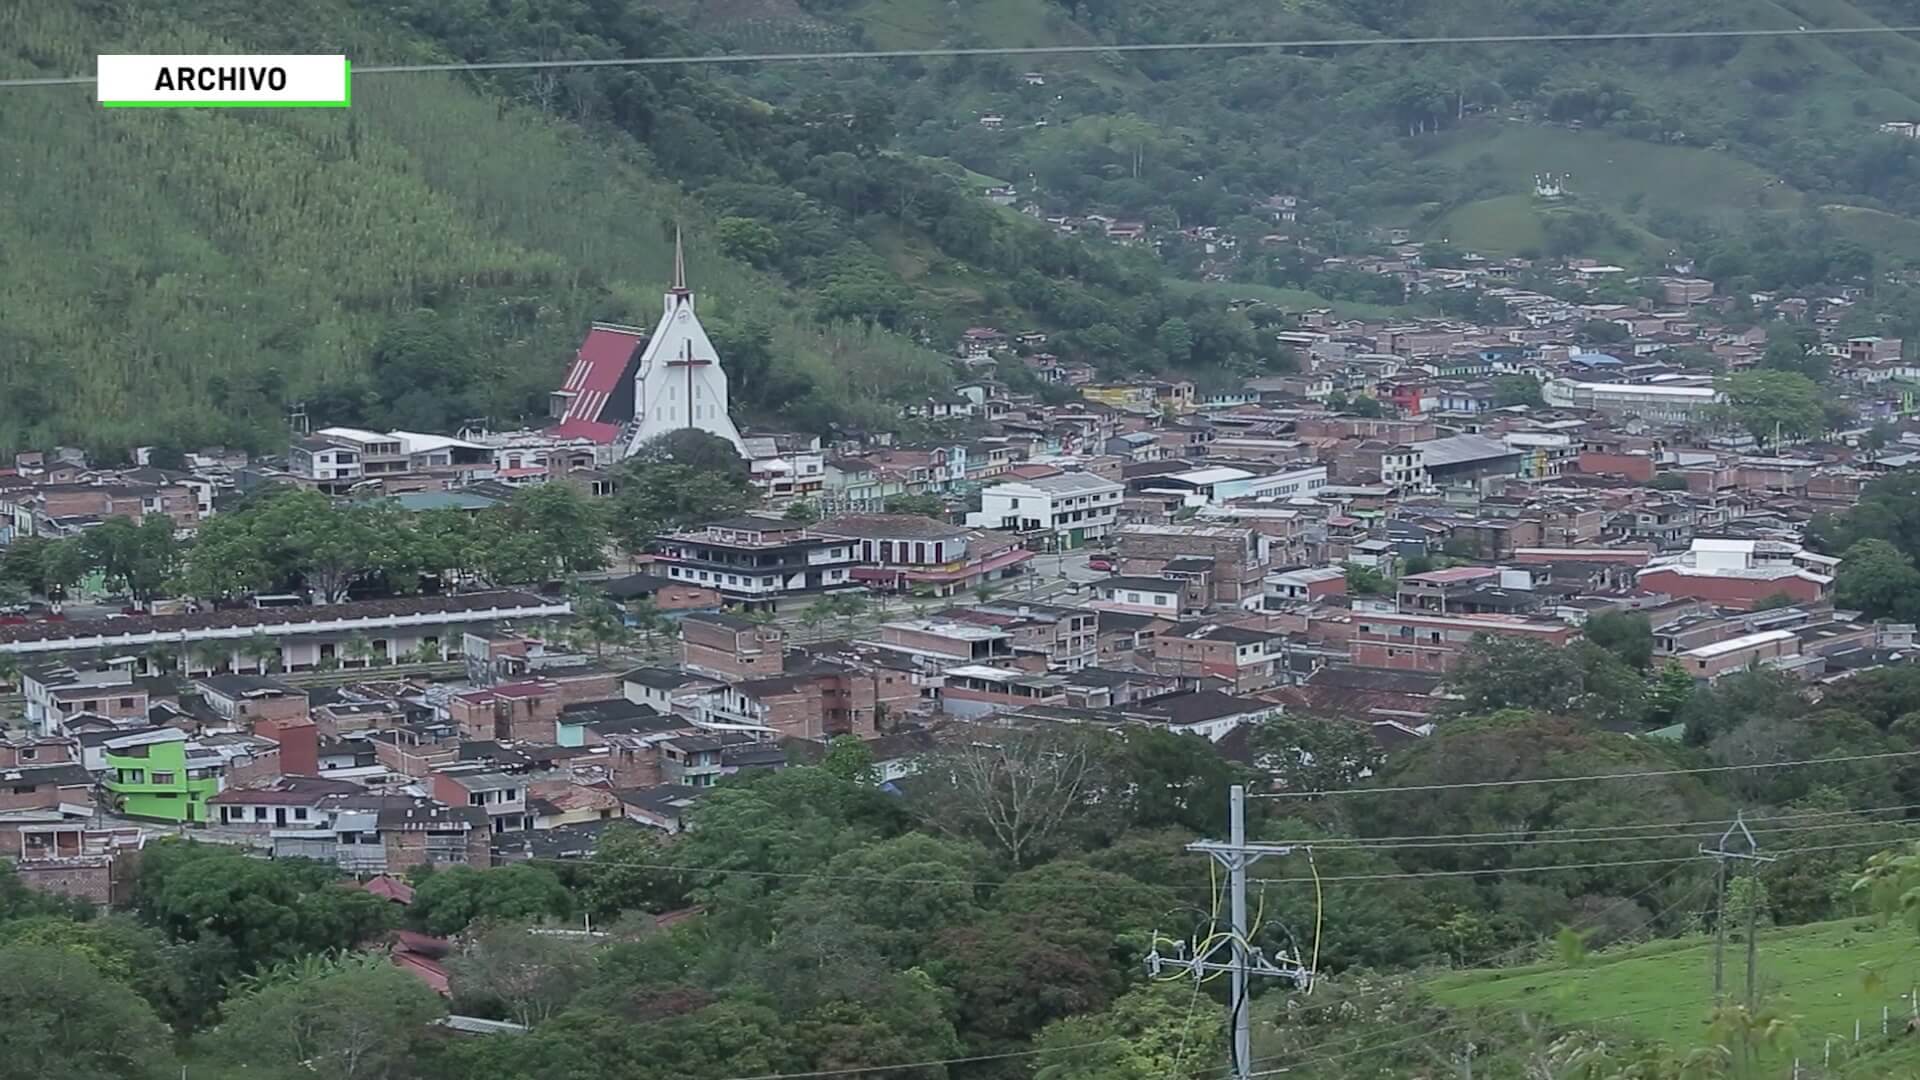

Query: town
[1,225,1909,903]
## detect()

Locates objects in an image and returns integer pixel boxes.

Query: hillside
[1428,917,1920,1072]
[0,2,970,456]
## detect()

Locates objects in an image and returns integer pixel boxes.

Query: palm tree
[409,638,444,665]
[628,598,666,655]
[189,640,230,675]
[343,634,376,669]
[239,634,281,674]
[0,654,19,691]
[830,593,868,633]
[141,646,177,678]
[799,598,834,642]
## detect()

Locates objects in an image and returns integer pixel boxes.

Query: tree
[0,943,173,1080]
[1490,374,1544,407]
[883,494,946,517]
[1648,661,1697,727]
[209,953,444,1080]
[1031,984,1224,1080]
[915,727,1104,867]
[1760,324,1828,381]
[783,499,821,525]
[605,461,756,555]
[1340,562,1389,596]
[1833,538,1920,620]
[582,823,689,919]
[1717,370,1824,445]
[492,485,608,578]
[408,865,574,937]
[1583,609,1654,670]
[628,429,748,485]
[446,922,594,1029]
[79,516,180,606]
[819,735,878,784]
[133,842,394,973]
[1249,714,1384,794]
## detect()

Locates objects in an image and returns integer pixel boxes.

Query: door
[275,807,287,827]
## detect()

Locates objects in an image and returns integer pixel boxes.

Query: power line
[710,1035,1128,1080]
[499,809,1919,891]
[1251,837,1908,885]
[6,23,1920,88]
[1285,815,1919,851]
[1252,748,1920,799]
[1273,803,1920,845]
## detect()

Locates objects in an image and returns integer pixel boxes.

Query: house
[966,473,1125,549]
[1089,577,1188,618]
[1149,622,1289,693]
[1266,566,1348,606]
[101,728,222,823]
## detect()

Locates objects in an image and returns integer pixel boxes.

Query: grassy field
[1422,123,1800,222]
[1823,205,1920,261]
[1163,278,1415,322]
[1429,918,1920,1065]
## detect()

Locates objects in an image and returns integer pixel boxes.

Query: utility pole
[1146,785,1312,1080]
[1700,812,1775,1005]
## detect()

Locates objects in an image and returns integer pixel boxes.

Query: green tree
[582,823,689,919]
[883,494,946,517]
[1490,374,1544,407]
[79,516,181,606]
[819,735,878,783]
[1648,661,1698,727]
[446,922,594,1028]
[1249,713,1384,794]
[493,485,609,578]
[1833,538,1920,620]
[0,943,173,1080]
[207,953,444,1080]
[133,842,394,973]
[628,429,749,485]
[783,499,821,525]
[1583,609,1654,670]
[1340,562,1389,595]
[605,461,756,555]
[1032,983,1224,1080]
[1717,370,1824,445]
[408,865,575,937]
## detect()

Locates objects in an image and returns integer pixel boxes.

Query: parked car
[1087,556,1114,572]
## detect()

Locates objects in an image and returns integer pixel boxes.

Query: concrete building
[967,472,1125,549]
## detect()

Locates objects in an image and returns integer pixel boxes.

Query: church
[546,232,746,458]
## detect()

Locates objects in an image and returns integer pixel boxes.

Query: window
[293,807,307,820]
[151,772,175,785]
[118,697,136,709]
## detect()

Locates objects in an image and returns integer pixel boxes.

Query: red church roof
[555,325,645,428]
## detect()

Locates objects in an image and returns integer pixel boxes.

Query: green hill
[1429,917,1920,1070]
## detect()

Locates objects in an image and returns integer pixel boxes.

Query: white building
[1541,378,1720,423]
[966,472,1124,548]
[622,235,746,457]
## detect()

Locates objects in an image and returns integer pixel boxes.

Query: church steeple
[669,225,690,302]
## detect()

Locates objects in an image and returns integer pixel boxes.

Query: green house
[102,729,219,823]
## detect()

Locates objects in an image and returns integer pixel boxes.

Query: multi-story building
[1541,379,1720,423]
[1115,524,1265,605]
[1149,622,1289,693]
[940,603,1099,672]
[652,515,856,611]
[742,433,826,507]
[967,473,1125,549]
[1345,612,1578,672]
[815,514,1032,597]
[679,613,788,680]
[102,728,223,823]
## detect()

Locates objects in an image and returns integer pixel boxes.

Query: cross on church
[666,340,710,430]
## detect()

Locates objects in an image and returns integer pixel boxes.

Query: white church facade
[622,236,745,457]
